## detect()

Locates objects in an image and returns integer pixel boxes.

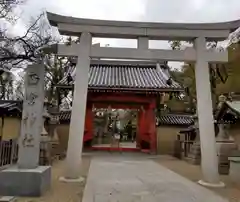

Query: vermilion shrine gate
[56,61,182,153]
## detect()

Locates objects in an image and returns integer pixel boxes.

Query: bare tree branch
[0,0,25,20]
[0,12,58,69]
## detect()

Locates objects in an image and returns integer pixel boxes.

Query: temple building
[55,62,183,154]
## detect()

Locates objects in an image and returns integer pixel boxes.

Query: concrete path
[82,155,228,202]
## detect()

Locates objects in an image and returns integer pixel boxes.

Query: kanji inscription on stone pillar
[18,63,45,169]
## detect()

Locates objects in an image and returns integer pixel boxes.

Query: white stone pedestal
[0,64,51,196]
[0,166,51,196]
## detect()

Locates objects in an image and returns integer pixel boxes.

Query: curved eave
[55,84,184,93]
[47,12,240,32]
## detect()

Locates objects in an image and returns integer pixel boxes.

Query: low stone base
[0,166,51,197]
[198,180,225,188]
[216,142,237,175]
[59,176,85,183]
[229,157,240,185]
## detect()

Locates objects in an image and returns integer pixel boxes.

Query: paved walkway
[82,155,228,202]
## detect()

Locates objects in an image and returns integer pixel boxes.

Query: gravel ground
[154,155,240,202]
[16,155,91,202]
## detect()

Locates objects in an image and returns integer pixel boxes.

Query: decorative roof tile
[58,64,182,92]
[157,114,194,126]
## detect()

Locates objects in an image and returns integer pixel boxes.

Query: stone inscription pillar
[18,63,45,169]
[194,37,224,187]
[63,32,92,180]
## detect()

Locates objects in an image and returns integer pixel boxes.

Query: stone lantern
[187,113,201,165]
[216,94,238,174]
[39,102,52,165]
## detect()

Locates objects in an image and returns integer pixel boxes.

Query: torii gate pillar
[194,37,224,187]
[60,32,92,181]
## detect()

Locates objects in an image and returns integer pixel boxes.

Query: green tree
[216,43,240,94]
[169,40,234,111]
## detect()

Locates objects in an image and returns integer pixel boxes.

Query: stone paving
[82,155,228,202]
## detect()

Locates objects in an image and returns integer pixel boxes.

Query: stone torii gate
[47,12,240,187]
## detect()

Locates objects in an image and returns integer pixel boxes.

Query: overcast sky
[21,0,240,22]
[8,0,240,70]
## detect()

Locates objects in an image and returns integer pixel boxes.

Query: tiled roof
[58,110,71,122]
[225,101,240,115]
[157,114,194,126]
[58,110,194,126]
[57,64,182,92]
[0,100,22,113]
[215,101,240,123]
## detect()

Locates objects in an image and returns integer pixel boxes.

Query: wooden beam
[92,103,144,109]
[88,93,153,103]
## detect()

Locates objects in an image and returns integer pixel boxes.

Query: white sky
[6,0,240,70]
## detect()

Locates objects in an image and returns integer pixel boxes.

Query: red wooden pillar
[140,100,157,154]
[137,110,144,148]
[84,103,94,143]
[137,107,148,150]
[148,100,157,154]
